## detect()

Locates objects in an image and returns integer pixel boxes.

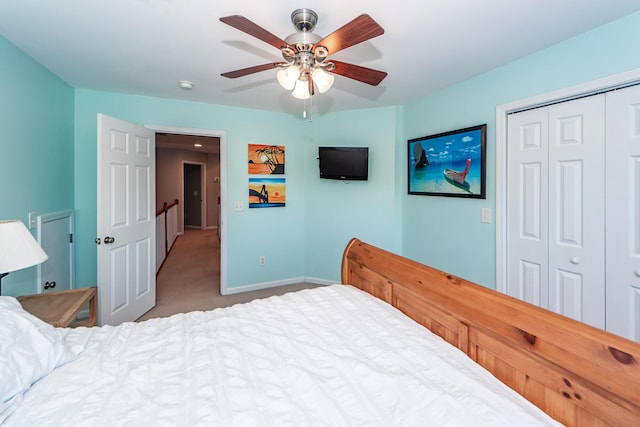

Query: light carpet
[137,228,320,321]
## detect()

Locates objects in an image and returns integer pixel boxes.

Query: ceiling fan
[219,9,387,100]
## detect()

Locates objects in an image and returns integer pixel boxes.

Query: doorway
[150,125,228,294]
[183,162,205,229]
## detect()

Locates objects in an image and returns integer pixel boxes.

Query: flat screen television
[318,147,369,181]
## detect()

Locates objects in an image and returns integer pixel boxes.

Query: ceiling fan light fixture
[276,65,298,90]
[312,67,335,94]
[292,79,311,100]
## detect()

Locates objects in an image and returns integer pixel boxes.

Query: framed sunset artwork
[248,177,286,208]
[248,144,285,175]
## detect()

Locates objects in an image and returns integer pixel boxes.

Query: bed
[1,238,638,425]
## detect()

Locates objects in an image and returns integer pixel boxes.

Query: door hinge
[69,233,73,243]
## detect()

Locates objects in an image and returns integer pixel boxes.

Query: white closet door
[606,85,640,341]
[547,95,605,328]
[507,95,606,328]
[506,108,550,307]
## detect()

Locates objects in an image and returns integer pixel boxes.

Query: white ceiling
[1,1,639,116]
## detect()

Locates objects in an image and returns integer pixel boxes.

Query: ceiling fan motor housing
[291,8,317,32]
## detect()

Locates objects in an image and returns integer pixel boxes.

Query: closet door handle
[570,257,580,265]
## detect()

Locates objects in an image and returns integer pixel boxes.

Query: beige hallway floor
[137,229,319,321]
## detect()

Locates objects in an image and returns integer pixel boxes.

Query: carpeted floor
[136,229,319,321]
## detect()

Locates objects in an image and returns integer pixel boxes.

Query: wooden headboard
[341,238,640,426]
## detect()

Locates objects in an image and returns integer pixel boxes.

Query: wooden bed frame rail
[341,238,640,426]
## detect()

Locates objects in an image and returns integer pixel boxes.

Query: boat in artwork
[444,158,471,185]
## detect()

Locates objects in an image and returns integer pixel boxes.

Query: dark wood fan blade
[221,63,283,79]
[220,15,290,50]
[330,61,387,86]
[314,14,384,56]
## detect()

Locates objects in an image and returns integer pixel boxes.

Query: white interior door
[506,95,606,328]
[547,96,605,328]
[506,107,550,307]
[605,84,640,341]
[98,114,156,325]
[37,210,74,293]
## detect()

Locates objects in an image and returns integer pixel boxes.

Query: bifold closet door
[605,84,640,341]
[506,107,550,308]
[506,94,606,329]
[547,96,605,328]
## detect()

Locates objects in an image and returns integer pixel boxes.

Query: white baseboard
[223,276,334,295]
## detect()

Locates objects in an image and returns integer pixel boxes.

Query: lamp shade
[276,65,299,91]
[0,220,48,274]
[292,79,311,100]
[312,68,335,94]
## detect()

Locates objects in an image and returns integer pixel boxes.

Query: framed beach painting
[248,177,286,208]
[248,144,285,175]
[408,124,486,198]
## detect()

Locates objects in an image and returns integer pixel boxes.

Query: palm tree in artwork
[255,146,285,174]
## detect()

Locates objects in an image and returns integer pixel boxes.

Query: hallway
[137,229,319,321]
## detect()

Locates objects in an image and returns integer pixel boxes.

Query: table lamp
[0,219,48,295]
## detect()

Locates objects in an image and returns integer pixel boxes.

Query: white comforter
[6,285,561,426]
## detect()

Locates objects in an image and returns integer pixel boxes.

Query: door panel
[507,95,605,329]
[135,238,151,296]
[98,114,155,326]
[37,211,73,293]
[506,108,549,307]
[548,96,605,328]
[606,84,640,341]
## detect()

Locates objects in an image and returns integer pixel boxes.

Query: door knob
[570,257,580,265]
[95,237,101,245]
[104,236,115,244]
[44,281,56,290]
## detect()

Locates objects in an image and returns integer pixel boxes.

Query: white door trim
[495,67,640,293]
[146,125,228,295]
[181,160,207,230]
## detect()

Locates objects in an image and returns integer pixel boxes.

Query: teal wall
[74,91,311,290]
[0,36,74,296]
[73,93,400,289]
[303,106,400,282]
[400,11,640,288]
[3,10,640,296]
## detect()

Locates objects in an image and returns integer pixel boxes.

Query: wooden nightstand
[18,287,97,327]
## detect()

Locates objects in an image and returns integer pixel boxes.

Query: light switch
[481,208,491,223]
[234,201,244,211]
[28,212,37,229]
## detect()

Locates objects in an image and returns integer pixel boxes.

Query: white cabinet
[505,85,640,341]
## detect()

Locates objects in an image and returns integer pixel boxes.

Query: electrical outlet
[259,255,265,266]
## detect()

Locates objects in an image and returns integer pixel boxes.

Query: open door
[97,114,156,325]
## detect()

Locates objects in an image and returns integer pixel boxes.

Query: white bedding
[5,285,561,426]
